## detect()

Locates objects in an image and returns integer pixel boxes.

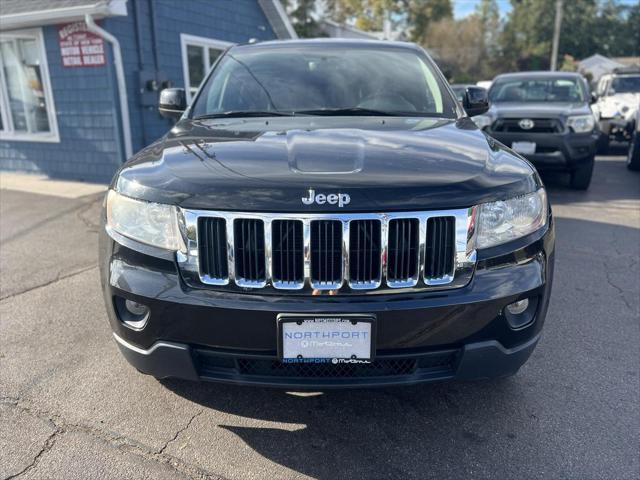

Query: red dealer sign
[58,21,106,67]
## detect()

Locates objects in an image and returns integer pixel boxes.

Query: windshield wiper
[194,111,295,120]
[294,107,443,117]
[293,107,398,116]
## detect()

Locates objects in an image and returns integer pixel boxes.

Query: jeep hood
[115,116,539,212]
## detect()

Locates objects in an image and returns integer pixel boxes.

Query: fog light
[506,299,529,315]
[125,300,148,316]
[114,297,150,330]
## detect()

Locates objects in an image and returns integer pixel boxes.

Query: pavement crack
[3,401,222,480]
[0,264,97,301]
[157,410,204,455]
[602,264,635,313]
[5,422,62,480]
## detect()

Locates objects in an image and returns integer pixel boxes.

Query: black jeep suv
[473,72,599,189]
[99,40,554,388]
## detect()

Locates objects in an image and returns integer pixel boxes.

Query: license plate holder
[512,141,536,155]
[277,315,375,362]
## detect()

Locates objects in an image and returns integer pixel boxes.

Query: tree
[425,16,485,82]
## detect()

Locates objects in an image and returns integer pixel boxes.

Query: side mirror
[607,88,616,96]
[590,91,598,104]
[159,88,186,119]
[463,87,489,117]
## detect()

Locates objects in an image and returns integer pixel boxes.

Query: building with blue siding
[0,0,295,182]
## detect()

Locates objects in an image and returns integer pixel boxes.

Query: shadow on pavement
[161,376,520,480]
[156,197,639,480]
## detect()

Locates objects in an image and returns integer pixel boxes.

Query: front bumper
[99,217,555,388]
[489,130,598,171]
[598,117,635,141]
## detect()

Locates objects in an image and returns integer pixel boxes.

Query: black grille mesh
[237,358,417,378]
[387,218,419,282]
[425,216,456,279]
[272,220,304,284]
[198,217,228,279]
[194,349,460,380]
[310,220,342,285]
[349,220,382,285]
[234,219,265,282]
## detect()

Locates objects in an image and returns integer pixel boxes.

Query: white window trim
[0,27,60,143]
[180,34,232,103]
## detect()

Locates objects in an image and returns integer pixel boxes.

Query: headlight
[477,189,547,249]
[473,114,492,130]
[106,190,182,250]
[567,114,595,133]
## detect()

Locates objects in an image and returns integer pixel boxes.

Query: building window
[0,28,59,142]
[180,34,232,102]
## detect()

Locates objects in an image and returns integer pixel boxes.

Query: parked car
[474,71,599,189]
[450,83,477,103]
[628,108,640,171]
[100,40,554,388]
[592,68,640,153]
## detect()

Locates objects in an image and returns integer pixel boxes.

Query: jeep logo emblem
[518,118,535,130]
[302,189,351,207]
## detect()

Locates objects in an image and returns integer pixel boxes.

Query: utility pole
[550,0,564,71]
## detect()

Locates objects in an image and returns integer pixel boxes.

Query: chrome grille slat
[310,220,343,289]
[234,219,266,288]
[387,218,420,288]
[272,219,304,289]
[178,208,477,295]
[349,219,382,289]
[425,216,456,283]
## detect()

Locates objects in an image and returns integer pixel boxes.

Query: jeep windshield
[489,77,586,103]
[610,76,640,94]
[190,45,457,119]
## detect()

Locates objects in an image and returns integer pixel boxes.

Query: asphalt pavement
[1,155,638,480]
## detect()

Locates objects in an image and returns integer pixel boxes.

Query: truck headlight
[477,189,547,249]
[567,114,595,133]
[473,114,492,130]
[106,190,182,250]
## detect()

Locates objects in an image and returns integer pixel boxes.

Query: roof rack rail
[612,66,640,74]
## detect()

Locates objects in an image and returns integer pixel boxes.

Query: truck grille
[491,118,563,134]
[179,208,476,294]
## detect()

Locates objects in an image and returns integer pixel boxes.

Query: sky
[452,0,638,19]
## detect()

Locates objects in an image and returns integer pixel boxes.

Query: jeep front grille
[349,219,382,289]
[198,217,228,283]
[234,219,266,287]
[178,208,477,295]
[425,216,456,282]
[310,220,343,288]
[387,218,420,287]
[271,219,304,288]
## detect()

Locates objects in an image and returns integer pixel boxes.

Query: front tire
[570,156,594,190]
[597,134,609,155]
[627,130,640,171]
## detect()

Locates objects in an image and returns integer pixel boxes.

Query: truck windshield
[489,77,585,103]
[190,46,457,119]
[610,76,640,94]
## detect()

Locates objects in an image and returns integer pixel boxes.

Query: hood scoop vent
[287,129,364,175]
